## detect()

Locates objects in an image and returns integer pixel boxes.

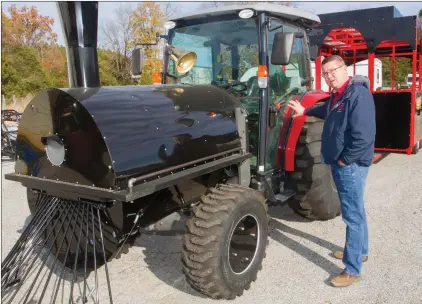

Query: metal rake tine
[1,198,65,288]
[91,206,99,304]
[51,200,87,304]
[1,195,56,272]
[38,201,80,303]
[97,207,113,304]
[5,199,71,303]
[82,203,90,304]
[1,199,53,286]
[1,198,64,284]
[69,202,88,304]
[21,202,77,303]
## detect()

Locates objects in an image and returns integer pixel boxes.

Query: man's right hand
[287,100,305,118]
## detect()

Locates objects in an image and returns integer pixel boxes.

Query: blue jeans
[331,163,369,276]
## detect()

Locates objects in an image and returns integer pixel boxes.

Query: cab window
[268,21,310,107]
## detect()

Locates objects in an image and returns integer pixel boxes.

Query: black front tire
[287,116,341,221]
[182,184,268,300]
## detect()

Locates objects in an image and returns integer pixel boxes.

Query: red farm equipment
[308,6,422,155]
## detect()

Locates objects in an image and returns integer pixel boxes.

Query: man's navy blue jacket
[305,75,376,167]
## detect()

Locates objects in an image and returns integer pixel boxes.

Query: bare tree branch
[99,3,136,83]
[160,2,181,20]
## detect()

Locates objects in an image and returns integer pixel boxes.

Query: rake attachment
[1,193,117,304]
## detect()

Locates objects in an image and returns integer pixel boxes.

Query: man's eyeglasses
[322,65,344,77]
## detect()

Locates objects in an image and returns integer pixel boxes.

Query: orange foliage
[130,2,164,59]
[40,45,66,72]
[1,5,69,91]
[1,5,57,47]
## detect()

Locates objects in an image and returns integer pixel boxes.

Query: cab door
[266,19,311,170]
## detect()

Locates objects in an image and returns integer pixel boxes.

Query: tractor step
[275,189,296,204]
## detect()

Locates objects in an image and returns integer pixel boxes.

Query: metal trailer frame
[1,109,21,158]
[308,6,422,155]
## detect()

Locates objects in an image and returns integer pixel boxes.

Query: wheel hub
[228,214,259,274]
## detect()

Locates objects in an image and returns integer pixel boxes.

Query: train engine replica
[2,2,340,302]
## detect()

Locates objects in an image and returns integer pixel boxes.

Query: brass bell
[170,47,197,74]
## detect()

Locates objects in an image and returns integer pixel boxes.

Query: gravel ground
[1,152,422,304]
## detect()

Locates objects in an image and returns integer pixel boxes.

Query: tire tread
[182,184,267,299]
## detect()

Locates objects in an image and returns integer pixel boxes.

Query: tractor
[2,2,340,302]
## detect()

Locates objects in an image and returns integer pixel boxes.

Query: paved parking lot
[2,152,422,304]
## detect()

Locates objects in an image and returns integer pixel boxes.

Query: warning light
[257,65,268,88]
[207,112,218,117]
[152,72,162,85]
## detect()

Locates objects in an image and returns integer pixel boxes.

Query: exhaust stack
[57,1,100,88]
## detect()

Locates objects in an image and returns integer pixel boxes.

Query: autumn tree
[380,57,412,87]
[41,45,68,88]
[129,2,167,84]
[2,5,57,64]
[98,2,179,85]
[1,45,49,98]
[99,3,137,85]
[98,49,121,86]
[1,5,58,98]
[1,5,57,47]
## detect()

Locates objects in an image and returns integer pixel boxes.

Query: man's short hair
[321,55,345,66]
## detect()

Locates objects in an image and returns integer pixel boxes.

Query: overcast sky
[2,1,421,46]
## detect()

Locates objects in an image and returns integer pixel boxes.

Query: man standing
[288,55,376,287]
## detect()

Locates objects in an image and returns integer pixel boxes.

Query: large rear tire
[287,116,341,221]
[182,184,268,300]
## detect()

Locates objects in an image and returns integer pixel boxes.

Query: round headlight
[164,21,176,30]
[239,9,254,19]
[45,137,65,166]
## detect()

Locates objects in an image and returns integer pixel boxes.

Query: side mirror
[271,32,295,65]
[309,44,318,61]
[131,48,143,78]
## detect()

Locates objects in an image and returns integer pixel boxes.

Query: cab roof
[170,3,320,28]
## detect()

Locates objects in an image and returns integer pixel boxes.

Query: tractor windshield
[166,17,309,103]
[166,18,259,91]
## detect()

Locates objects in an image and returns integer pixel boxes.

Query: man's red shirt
[330,77,351,109]
[303,77,352,116]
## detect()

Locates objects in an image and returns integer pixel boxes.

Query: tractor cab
[164,15,292,100]
[133,3,319,172]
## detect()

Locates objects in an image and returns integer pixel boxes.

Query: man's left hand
[337,160,346,166]
[287,100,305,117]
